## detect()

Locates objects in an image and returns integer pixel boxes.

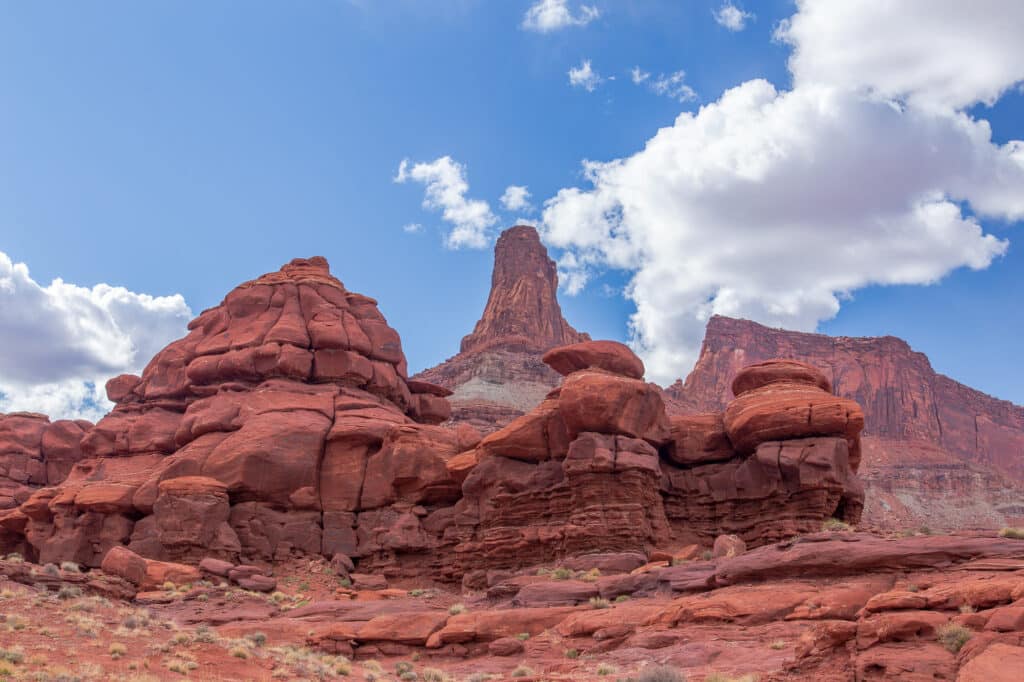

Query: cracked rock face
[0,257,472,568]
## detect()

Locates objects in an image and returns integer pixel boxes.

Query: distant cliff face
[414,226,589,433]
[665,315,1024,529]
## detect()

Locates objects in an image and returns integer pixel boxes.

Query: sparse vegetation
[770,639,786,650]
[552,567,573,580]
[579,567,602,582]
[701,550,713,561]
[565,648,580,659]
[42,562,61,576]
[937,623,972,653]
[229,645,250,659]
[638,665,687,682]
[597,662,617,675]
[515,632,530,641]
[589,596,611,609]
[615,594,631,603]
[448,602,467,615]
[822,517,852,532]
[511,664,535,678]
[999,526,1024,539]
[60,561,81,573]
[57,584,83,600]
[246,631,267,647]
[109,642,128,659]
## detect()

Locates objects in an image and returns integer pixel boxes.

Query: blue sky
[2,0,1023,419]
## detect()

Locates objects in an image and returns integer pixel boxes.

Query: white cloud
[777,0,1024,111]
[568,59,602,92]
[541,0,1024,386]
[631,67,650,85]
[714,3,753,31]
[500,185,533,212]
[402,222,422,234]
[522,0,599,33]
[0,251,192,420]
[650,71,698,103]
[395,156,498,249]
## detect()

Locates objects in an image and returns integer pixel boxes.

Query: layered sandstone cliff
[413,225,589,432]
[665,315,1024,530]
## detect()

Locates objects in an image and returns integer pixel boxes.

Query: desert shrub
[769,639,786,650]
[511,665,535,678]
[580,568,602,582]
[822,517,852,532]
[998,527,1024,539]
[229,646,249,659]
[60,561,81,573]
[638,665,686,682]
[597,662,617,675]
[701,550,713,561]
[552,567,573,580]
[245,631,267,647]
[615,594,631,603]
[421,668,446,682]
[109,642,128,659]
[4,553,23,563]
[515,632,530,640]
[448,603,467,615]
[565,648,579,659]
[57,585,83,600]
[42,563,61,577]
[937,623,972,653]
[589,597,610,609]
[0,647,25,664]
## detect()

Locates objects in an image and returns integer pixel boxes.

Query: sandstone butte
[664,315,1024,533]
[0,249,1022,681]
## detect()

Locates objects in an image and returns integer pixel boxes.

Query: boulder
[542,340,644,379]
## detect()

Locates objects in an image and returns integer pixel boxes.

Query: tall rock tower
[414,225,589,432]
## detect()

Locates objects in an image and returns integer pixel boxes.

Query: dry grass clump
[109,642,128,659]
[448,603,467,615]
[937,623,972,653]
[822,517,852,532]
[998,526,1024,539]
[589,596,611,609]
[511,664,535,677]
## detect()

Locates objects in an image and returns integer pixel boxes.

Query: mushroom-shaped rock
[731,359,831,397]
[723,374,864,456]
[542,340,645,379]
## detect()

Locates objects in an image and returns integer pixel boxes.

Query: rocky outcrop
[1,257,474,570]
[444,350,864,579]
[413,225,589,432]
[666,316,1024,530]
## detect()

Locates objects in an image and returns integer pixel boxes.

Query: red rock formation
[414,226,589,432]
[0,260,863,584]
[666,315,1024,530]
[1,257,472,569]
[445,347,864,581]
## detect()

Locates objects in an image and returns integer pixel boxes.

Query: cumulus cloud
[402,222,422,234]
[395,156,498,249]
[0,251,192,420]
[568,59,602,92]
[522,0,599,33]
[541,1,1024,385]
[500,185,533,212]
[777,0,1024,111]
[714,3,753,31]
